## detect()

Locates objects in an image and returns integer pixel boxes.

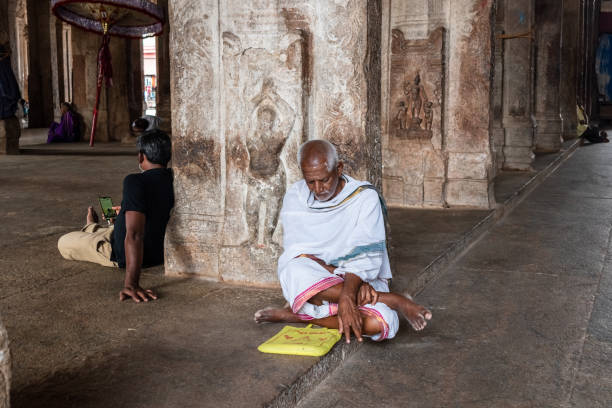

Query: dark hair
[61,101,73,111]
[132,118,150,131]
[137,129,171,166]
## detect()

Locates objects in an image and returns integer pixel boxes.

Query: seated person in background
[47,102,79,143]
[131,117,150,137]
[255,140,432,342]
[132,115,162,136]
[142,114,162,130]
[577,105,609,144]
[57,130,174,302]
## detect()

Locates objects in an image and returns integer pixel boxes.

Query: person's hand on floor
[119,286,158,303]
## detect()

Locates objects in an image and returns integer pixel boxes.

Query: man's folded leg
[278,256,344,315]
[57,223,118,267]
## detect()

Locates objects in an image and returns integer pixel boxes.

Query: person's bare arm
[119,210,157,303]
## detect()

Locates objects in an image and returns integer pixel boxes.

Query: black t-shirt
[111,168,174,268]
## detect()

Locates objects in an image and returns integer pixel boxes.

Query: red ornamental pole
[89,33,113,147]
[89,83,102,147]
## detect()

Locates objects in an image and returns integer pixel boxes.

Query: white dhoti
[277,175,400,341]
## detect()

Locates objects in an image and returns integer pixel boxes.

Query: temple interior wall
[0,0,591,286]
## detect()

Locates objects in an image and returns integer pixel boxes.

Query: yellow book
[258,324,341,357]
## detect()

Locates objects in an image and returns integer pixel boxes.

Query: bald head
[298,140,345,202]
[297,140,338,171]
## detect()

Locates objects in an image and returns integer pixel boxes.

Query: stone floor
[2,137,610,407]
[298,141,612,407]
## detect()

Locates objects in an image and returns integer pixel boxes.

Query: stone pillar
[312,0,382,185]
[533,0,563,153]
[381,1,448,208]
[0,316,10,408]
[165,0,382,284]
[165,0,223,280]
[126,39,143,129]
[501,0,535,170]
[0,0,9,44]
[50,18,63,121]
[0,117,20,154]
[445,0,495,208]
[491,0,505,174]
[26,2,55,128]
[156,0,171,133]
[71,28,132,143]
[1,0,21,155]
[560,0,580,140]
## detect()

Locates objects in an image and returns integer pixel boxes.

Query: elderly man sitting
[255,140,431,342]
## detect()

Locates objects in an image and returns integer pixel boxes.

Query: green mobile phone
[99,196,116,220]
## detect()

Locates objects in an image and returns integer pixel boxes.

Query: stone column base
[534,117,562,153]
[503,146,534,171]
[0,317,11,408]
[502,127,534,171]
[0,117,20,155]
[561,111,578,140]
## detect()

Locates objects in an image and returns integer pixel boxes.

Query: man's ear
[138,152,145,164]
[336,161,344,176]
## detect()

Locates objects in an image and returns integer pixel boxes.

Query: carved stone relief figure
[395,101,409,129]
[220,30,303,256]
[408,73,427,119]
[245,78,296,248]
[389,28,444,142]
[424,101,433,130]
[383,26,446,208]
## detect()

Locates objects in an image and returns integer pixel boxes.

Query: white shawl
[277,175,392,283]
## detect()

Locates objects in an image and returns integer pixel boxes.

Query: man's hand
[119,286,158,303]
[357,283,378,306]
[337,273,364,343]
[338,293,363,343]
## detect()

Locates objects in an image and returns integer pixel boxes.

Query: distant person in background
[577,105,609,144]
[132,115,161,135]
[0,43,21,120]
[142,114,161,131]
[16,98,28,127]
[131,118,150,140]
[47,102,79,143]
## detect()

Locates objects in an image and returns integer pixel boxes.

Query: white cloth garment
[277,175,399,341]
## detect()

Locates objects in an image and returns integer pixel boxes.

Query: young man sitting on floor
[57,130,174,303]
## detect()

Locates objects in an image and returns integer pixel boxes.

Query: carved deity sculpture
[395,101,409,130]
[406,73,428,120]
[246,78,296,247]
[424,101,433,131]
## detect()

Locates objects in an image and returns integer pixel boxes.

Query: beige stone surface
[446,179,491,208]
[0,316,10,408]
[447,152,489,180]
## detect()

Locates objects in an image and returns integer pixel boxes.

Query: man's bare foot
[86,206,99,224]
[254,307,303,324]
[398,298,432,331]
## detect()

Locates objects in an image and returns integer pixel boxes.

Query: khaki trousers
[57,223,118,267]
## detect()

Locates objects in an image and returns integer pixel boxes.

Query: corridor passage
[298,142,612,407]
